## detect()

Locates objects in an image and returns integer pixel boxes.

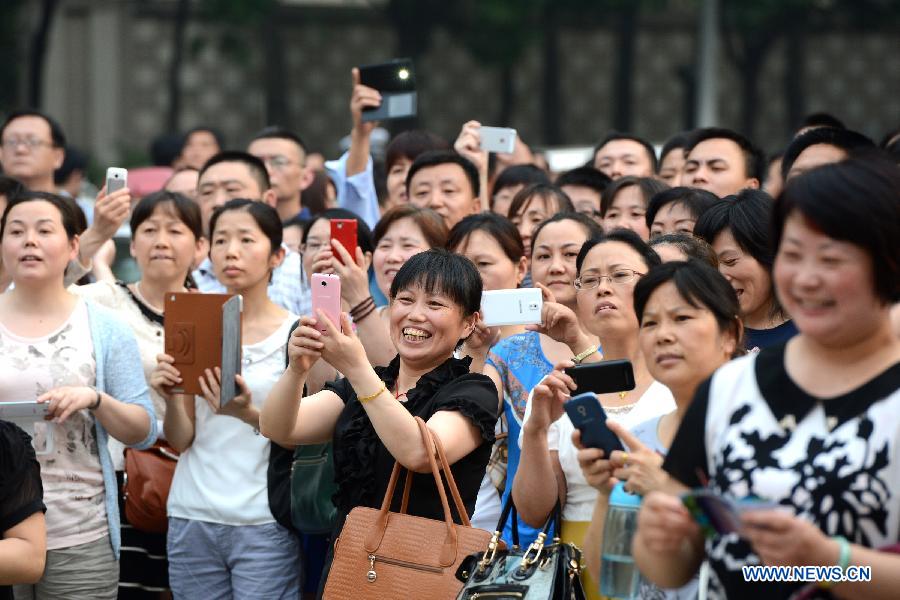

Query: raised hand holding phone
[526,361,577,431]
[311,273,342,334]
[605,420,665,496]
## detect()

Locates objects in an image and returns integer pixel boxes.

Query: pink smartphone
[311,273,342,333]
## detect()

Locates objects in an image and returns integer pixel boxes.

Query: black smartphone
[564,359,635,395]
[563,392,626,454]
[358,58,416,122]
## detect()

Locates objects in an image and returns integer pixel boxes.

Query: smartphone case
[480,288,542,327]
[359,59,417,122]
[563,392,626,455]
[311,273,342,334]
[164,293,242,405]
[564,359,636,395]
[330,219,358,265]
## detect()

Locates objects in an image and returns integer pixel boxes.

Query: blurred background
[1,0,898,171]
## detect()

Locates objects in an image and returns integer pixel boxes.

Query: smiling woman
[260,248,499,595]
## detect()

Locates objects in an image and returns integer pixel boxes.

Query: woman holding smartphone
[570,259,743,594]
[260,249,498,596]
[635,157,900,600]
[512,229,675,600]
[151,199,301,598]
[328,205,447,367]
[447,213,529,529]
[74,190,203,599]
[0,191,156,599]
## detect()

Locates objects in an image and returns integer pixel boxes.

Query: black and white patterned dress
[663,342,900,599]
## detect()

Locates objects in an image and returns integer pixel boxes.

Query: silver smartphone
[481,288,542,327]
[106,167,128,193]
[480,126,517,154]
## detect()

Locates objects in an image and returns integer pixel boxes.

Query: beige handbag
[324,416,495,599]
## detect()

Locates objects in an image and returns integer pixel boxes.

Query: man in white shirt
[193,151,309,316]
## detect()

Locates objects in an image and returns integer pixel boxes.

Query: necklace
[392,381,408,402]
[133,282,164,314]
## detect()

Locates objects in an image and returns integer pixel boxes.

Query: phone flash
[398,68,410,80]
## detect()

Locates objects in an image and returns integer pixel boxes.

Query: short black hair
[0,109,66,148]
[131,190,203,242]
[773,156,900,304]
[576,229,661,276]
[694,189,775,269]
[658,131,693,169]
[208,198,283,256]
[385,130,450,173]
[780,127,875,180]
[184,126,225,149]
[634,259,743,355]
[600,176,669,217]
[684,127,764,182]
[645,186,719,231]
[593,132,658,172]
[152,132,186,167]
[282,214,308,230]
[389,248,482,319]
[507,183,574,221]
[1,190,83,239]
[648,233,718,267]
[492,164,550,200]
[406,150,480,198]
[798,112,845,132]
[555,166,612,196]
[249,125,307,156]
[53,145,88,186]
[199,151,271,195]
[530,212,602,258]
[301,207,375,255]
[448,212,525,264]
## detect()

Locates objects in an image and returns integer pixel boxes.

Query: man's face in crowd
[560,184,602,222]
[0,116,64,188]
[491,184,523,218]
[683,138,759,198]
[181,130,220,169]
[786,144,847,181]
[247,137,309,205]
[197,161,265,233]
[593,139,654,180]
[408,162,479,229]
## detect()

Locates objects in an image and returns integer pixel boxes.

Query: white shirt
[167,314,296,525]
[520,380,675,521]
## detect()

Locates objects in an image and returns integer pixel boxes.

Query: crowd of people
[0,65,898,600]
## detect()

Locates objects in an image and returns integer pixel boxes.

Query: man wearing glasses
[247,127,313,222]
[0,110,66,193]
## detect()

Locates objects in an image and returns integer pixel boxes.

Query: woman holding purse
[261,248,499,596]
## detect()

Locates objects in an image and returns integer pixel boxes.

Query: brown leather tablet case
[164,293,242,404]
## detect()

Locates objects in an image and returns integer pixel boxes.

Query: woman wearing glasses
[512,230,675,600]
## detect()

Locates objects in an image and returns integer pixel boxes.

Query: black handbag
[455,497,585,599]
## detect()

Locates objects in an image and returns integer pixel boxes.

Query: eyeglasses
[259,155,296,170]
[1,138,51,151]
[302,241,328,254]
[574,269,644,290]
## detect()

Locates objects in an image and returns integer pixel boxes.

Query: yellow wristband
[572,345,598,364]
[357,382,387,404]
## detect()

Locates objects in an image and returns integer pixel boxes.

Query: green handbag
[283,319,338,535]
[289,442,338,534]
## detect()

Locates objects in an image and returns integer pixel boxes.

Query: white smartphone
[481,288,542,327]
[0,401,54,455]
[106,167,128,193]
[480,126,517,154]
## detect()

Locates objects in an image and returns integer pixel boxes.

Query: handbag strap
[365,417,460,567]
[429,426,472,527]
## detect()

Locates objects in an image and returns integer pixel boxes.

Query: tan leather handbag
[123,442,179,533]
[324,417,495,600]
